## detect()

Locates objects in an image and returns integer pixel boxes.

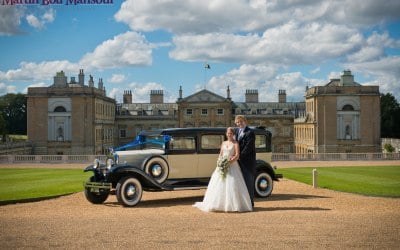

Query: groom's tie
[238,128,244,139]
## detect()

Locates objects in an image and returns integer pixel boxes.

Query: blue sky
[1,0,399,103]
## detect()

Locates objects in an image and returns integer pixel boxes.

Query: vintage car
[83,127,282,207]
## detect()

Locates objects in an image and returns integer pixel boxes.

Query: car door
[165,135,198,178]
[197,133,225,178]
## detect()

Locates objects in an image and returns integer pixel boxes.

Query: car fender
[109,164,172,191]
[255,160,281,181]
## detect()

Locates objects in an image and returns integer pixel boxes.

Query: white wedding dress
[193,143,253,212]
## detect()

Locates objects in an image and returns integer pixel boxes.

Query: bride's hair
[226,127,235,134]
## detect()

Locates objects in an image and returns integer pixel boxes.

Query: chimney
[278,89,286,103]
[340,70,354,86]
[123,90,132,104]
[78,69,84,86]
[150,90,164,104]
[98,78,103,90]
[53,71,67,87]
[245,89,258,103]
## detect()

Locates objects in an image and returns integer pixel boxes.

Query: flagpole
[204,62,210,89]
[204,65,206,89]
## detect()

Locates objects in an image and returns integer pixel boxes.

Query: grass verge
[0,168,90,204]
[277,166,400,197]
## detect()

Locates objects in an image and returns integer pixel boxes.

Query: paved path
[0,161,399,249]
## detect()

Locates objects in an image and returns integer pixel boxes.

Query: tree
[380,93,400,138]
[0,93,27,136]
[0,114,6,142]
[383,143,395,153]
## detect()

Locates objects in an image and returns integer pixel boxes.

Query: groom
[235,115,256,207]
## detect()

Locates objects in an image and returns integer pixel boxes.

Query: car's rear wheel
[116,176,143,207]
[255,171,273,198]
[144,157,169,183]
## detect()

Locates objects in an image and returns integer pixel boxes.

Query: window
[201,135,224,149]
[342,104,354,111]
[120,129,126,138]
[255,135,267,149]
[201,109,208,115]
[169,136,195,150]
[217,109,224,115]
[186,109,193,115]
[54,106,66,112]
[255,134,271,152]
[159,110,169,115]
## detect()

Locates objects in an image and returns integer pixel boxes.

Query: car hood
[114,148,165,166]
[115,148,165,156]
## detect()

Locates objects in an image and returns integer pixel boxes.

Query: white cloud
[115,0,271,34]
[205,64,280,102]
[346,56,400,79]
[126,82,164,102]
[109,74,126,83]
[26,8,56,30]
[345,56,400,98]
[42,8,55,23]
[170,22,363,65]
[310,67,320,74]
[80,31,153,69]
[109,82,177,103]
[0,6,24,35]
[0,60,78,82]
[108,88,123,102]
[26,14,43,29]
[115,0,400,34]
[22,82,48,94]
[0,82,17,95]
[346,32,400,63]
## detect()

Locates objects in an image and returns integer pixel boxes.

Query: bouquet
[217,156,230,179]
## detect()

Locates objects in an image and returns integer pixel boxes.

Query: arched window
[337,104,359,140]
[54,106,67,112]
[342,104,354,111]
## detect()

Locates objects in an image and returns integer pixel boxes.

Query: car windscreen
[141,134,168,150]
[114,134,168,151]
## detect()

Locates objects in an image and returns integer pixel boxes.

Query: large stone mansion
[27,69,380,155]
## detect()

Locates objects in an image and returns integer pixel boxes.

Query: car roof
[139,127,270,136]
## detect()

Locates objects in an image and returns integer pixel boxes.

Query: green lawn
[0,168,90,202]
[277,166,400,197]
[1,166,399,203]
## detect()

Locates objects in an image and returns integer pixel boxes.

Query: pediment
[180,89,227,103]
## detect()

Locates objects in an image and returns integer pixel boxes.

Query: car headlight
[93,159,100,169]
[106,158,114,169]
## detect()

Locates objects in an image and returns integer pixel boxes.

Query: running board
[171,186,208,191]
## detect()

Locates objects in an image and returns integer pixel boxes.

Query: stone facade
[27,70,115,155]
[27,69,381,155]
[116,85,305,153]
[294,70,381,153]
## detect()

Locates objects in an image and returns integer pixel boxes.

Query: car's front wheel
[254,171,273,198]
[84,187,109,204]
[116,176,143,207]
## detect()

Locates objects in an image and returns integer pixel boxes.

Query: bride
[193,127,253,212]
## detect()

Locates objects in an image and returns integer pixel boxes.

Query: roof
[178,89,229,103]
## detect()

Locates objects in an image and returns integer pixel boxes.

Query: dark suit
[236,126,256,206]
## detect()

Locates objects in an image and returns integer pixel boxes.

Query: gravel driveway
[1,162,399,249]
